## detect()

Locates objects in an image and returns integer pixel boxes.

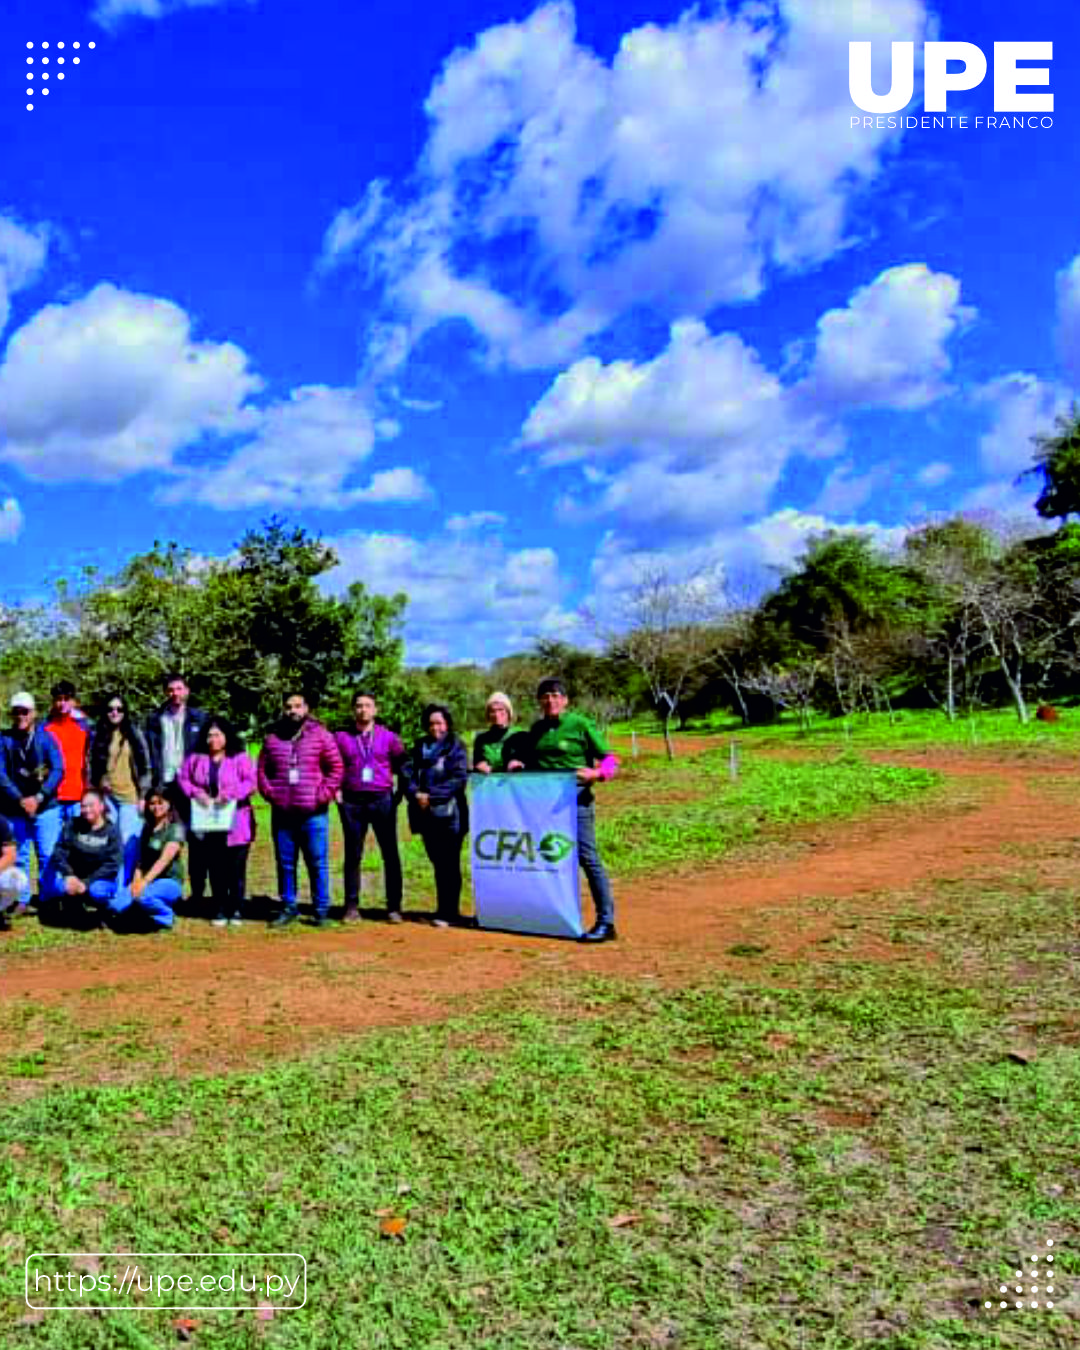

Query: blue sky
[0,0,1078,661]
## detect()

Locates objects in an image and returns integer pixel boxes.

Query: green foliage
[1022,402,1080,522]
[0,518,410,730]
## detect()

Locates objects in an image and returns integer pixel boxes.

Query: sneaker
[210,916,228,928]
[342,903,361,923]
[387,910,404,925]
[312,915,330,929]
[228,915,243,928]
[430,918,450,929]
[269,910,299,929]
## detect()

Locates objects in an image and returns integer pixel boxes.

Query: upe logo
[475,830,573,864]
[849,41,1052,114]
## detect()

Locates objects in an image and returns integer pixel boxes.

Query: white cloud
[810,461,890,516]
[324,527,579,662]
[523,318,828,543]
[0,286,421,510]
[447,510,506,532]
[323,0,930,374]
[972,372,1072,479]
[0,496,24,543]
[1056,253,1080,385]
[0,283,261,481]
[915,460,953,487]
[91,0,253,28]
[0,216,49,338]
[164,386,431,510]
[798,263,974,411]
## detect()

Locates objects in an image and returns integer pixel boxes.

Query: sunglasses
[12,707,32,715]
[107,705,125,713]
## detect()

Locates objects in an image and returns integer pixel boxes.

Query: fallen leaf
[374,1206,396,1217]
[213,1226,232,1242]
[8,1143,26,1159]
[255,1302,275,1321]
[17,1311,46,1326]
[173,1317,200,1341]
[379,1215,408,1238]
[607,1212,642,1229]
[396,1182,412,1195]
[1006,1047,1036,1065]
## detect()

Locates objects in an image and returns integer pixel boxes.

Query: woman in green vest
[472,692,519,774]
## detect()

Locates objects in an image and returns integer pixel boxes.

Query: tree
[588,570,721,759]
[904,518,997,720]
[1020,404,1080,523]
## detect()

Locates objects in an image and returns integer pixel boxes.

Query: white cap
[9,691,35,711]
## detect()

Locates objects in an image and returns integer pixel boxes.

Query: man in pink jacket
[258,692,344,928]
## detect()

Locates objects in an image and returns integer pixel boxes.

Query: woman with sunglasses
[89,693,151,877]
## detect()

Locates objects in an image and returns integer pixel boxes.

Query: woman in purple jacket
[179,716,257,927]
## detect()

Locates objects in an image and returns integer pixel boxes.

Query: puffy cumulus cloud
[742,507,908,571]
[0,287,418,510]
[523,321,791,466]
[165,386,431,510]
[0,496,24,543]
[797,264,974,412]
[972,373,1072,479]
[1056,253,1080,385]
[323,527,581,662]
[0,215,49,337]
[583,508,908,616]
[323,0,929,374]
[91,0,253,28]
[523,317,836,546]
[0,283,261,482]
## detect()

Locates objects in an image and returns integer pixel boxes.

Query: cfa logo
[849,41,1052,113]
[475,830,573,864]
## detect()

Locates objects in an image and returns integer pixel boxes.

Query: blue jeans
[12,801,77,885]
[40,874,117,912]
[108,799,143,883]
[109,878,183,928]
[577,802,615,926]
[272,809,331,918]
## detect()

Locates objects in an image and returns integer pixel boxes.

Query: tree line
[4,409,1080,745]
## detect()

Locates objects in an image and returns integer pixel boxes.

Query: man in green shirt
[507,678,619,943]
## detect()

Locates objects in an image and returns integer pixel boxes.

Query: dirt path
[2,751,1077,1078]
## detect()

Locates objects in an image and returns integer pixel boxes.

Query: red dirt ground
[2,749,1077,1078]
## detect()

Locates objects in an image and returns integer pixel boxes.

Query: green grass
[612,704,1080,755]
[596,750,937,875]
[2,869,1077,1347]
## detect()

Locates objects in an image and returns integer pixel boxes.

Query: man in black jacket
[144,673,208,904]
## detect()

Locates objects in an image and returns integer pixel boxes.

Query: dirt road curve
[1,751,1076,1075]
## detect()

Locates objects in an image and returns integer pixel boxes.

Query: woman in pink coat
[178,716,257,927]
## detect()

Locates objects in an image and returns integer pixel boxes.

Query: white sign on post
[470,772,583,938]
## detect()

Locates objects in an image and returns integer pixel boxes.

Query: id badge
[361,766,374,783]
[288,767,300,785]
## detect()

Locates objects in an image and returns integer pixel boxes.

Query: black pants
[201,834,250,919]
[338,792,403,912]
[420,816,463,920]
[167,782,208,901]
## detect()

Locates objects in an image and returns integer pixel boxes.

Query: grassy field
[2,869,1076,1346]
[614,704,1080,755]
[1,735,1076,1347]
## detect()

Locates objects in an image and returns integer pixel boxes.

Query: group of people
[0,673,619,943]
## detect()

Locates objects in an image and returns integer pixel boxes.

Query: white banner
[469,772,583,938]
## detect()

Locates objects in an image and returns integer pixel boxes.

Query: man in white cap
[0,691,64,897]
